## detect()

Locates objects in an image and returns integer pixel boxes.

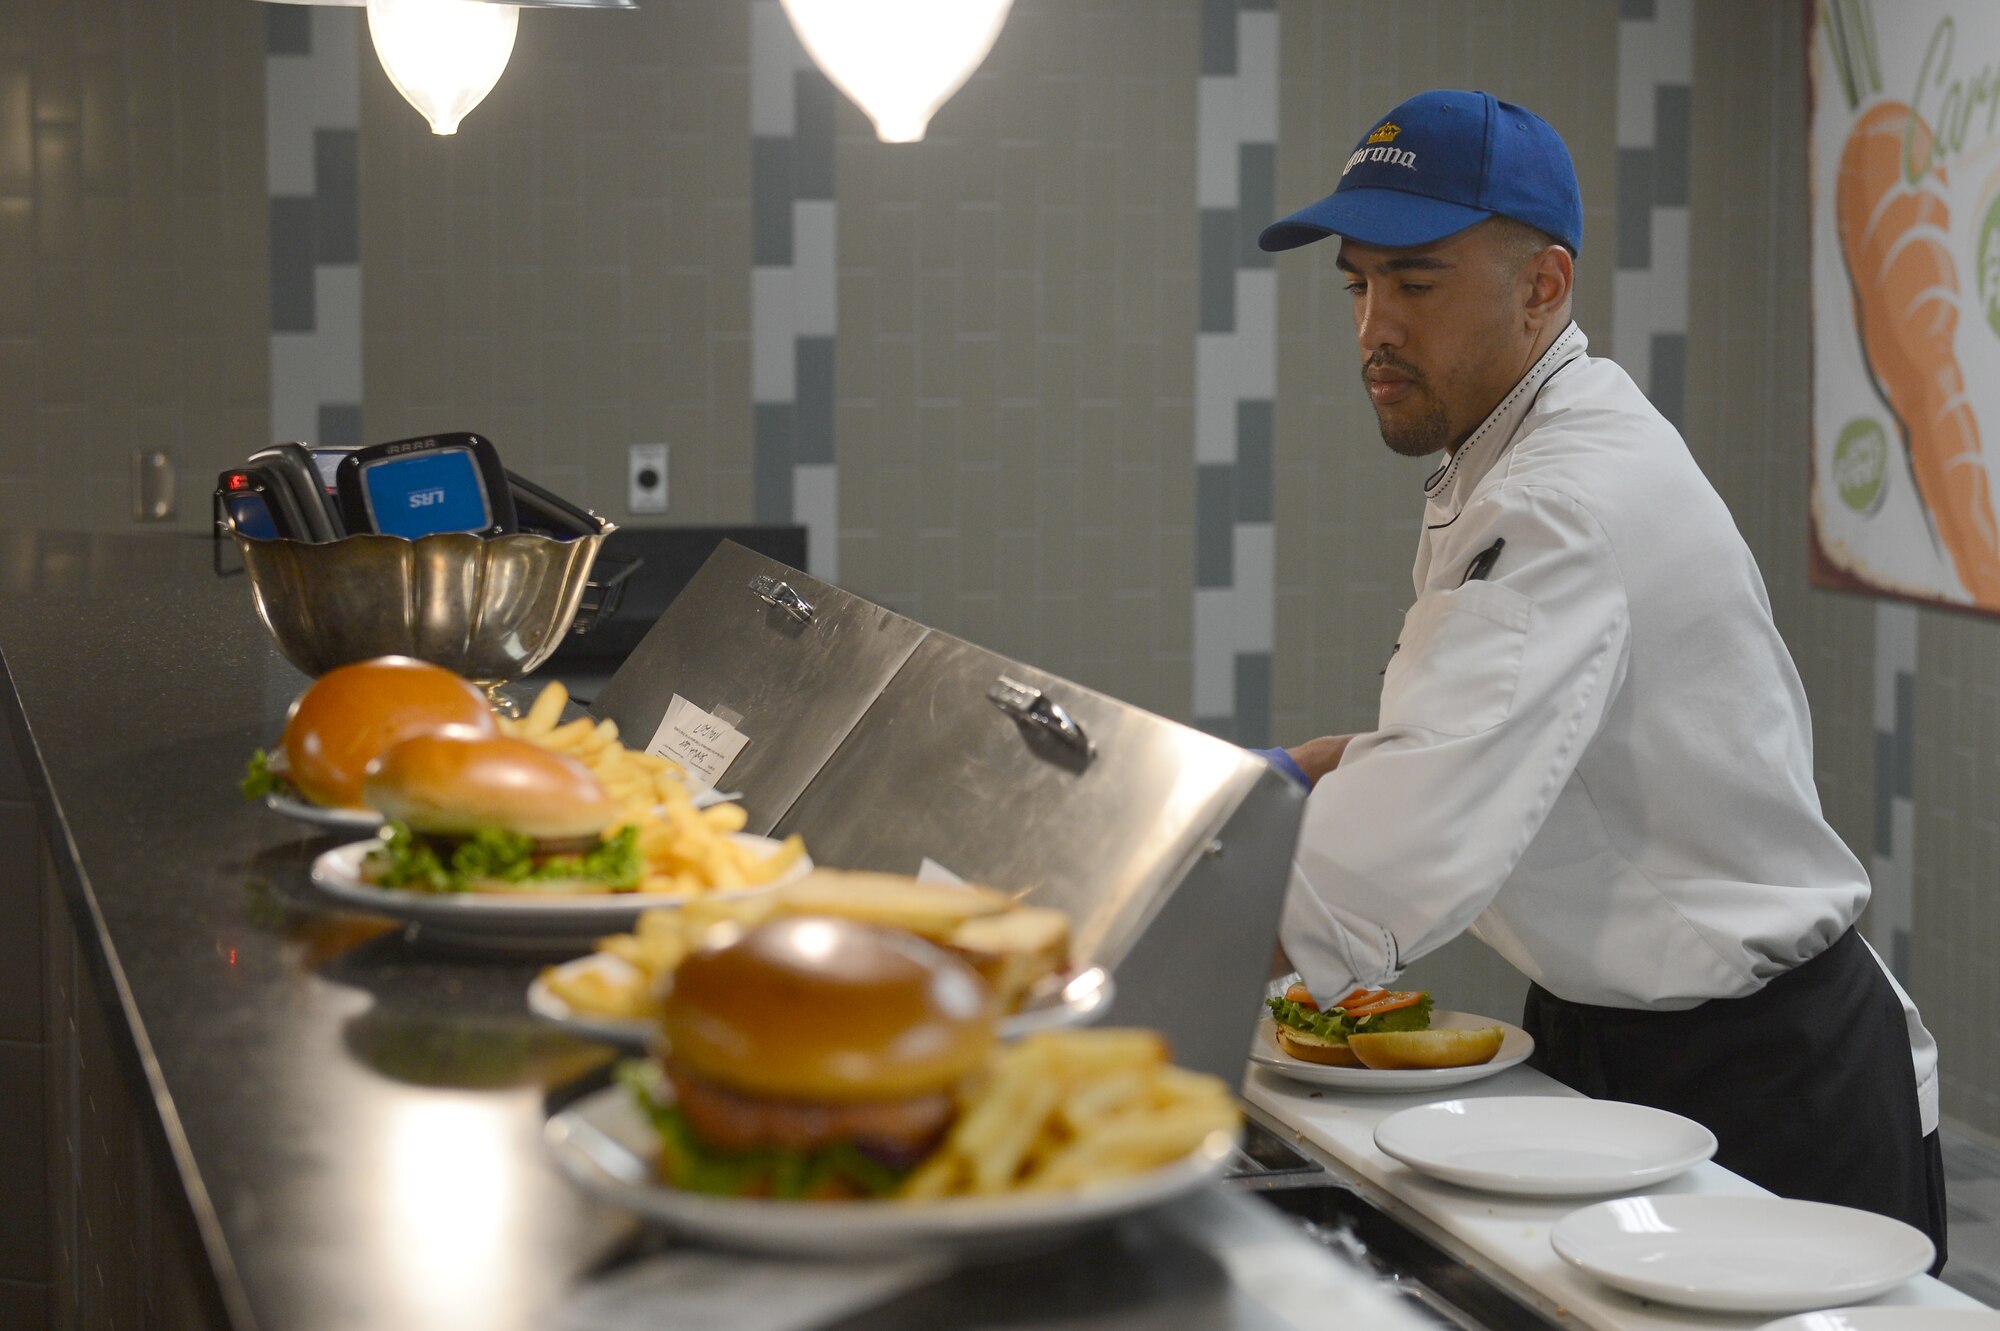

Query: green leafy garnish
[367,822,641,894]
[616,1061,908,1200]
[241,749,283,801]
[1266,992,1434,1039]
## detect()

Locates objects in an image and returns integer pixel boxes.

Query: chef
[1256,89,1946,1263]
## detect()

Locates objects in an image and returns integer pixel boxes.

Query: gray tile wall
[0,0,268,531]
[358,1,755,523]
[831,0,1199,720]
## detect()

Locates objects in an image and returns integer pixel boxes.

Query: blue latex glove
[1251,746,1308,789]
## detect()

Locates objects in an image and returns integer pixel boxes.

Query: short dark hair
[1483,216,1568,270]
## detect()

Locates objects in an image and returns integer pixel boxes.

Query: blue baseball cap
[1259,89,1582,255]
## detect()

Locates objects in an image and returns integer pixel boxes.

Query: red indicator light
[227,472,252,491]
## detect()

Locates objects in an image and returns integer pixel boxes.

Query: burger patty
[667,1059,956,1162]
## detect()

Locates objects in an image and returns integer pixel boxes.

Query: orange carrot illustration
[1835,100,2000,602]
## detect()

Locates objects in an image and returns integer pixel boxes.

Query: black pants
[1524,928,1948,1273]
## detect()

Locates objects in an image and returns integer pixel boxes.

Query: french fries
[900,1028,1240,1199]
[501,681,806,898]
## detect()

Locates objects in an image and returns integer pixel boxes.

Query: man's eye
[1343,281,1366,295]
[1401,282,1432,295]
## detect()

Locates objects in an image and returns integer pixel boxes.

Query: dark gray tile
[0,804,42,1044]
[794,338,835,466]
[1653,86,1691,207]
[0,718,28,802]
[753,403,795,524]
[1236,144,1275,269]
[1649,331,1685,429]
[314,129,360,265]
[793,72,835,202]
[268,196,317,333]
[0,1278,47,1331]
[1616,148,1653,271]
[0,1041,48,1282]
[751,137,794,267]
[265,5,311,56]
[1894,670,1914,797]
[1235,402,1272,523]
[1199,209,1237,333]
[317,404,363,449]
[1619,0,1655,17]
[1200,0,1237,76]
[1195,463,1235,589]
[1234,651,1272,749]
[1237,0,1274,10]
[1874,728,1895,855]
[1891,926,1910,986]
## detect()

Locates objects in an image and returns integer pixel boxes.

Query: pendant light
[257,0,633,137]
[366,0,519,135]
[778,0,1013,144]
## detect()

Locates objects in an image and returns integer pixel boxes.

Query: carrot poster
[1810,0,2000,611]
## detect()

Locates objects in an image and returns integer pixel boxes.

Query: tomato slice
[1283,983,1318,1009]
[1344,990,1425,1017]
[1331,987,1378,1010]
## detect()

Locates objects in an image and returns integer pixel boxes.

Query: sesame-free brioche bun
[282,656,496,809]
[363,733,617,839]
[1274,1025,1362,1067]
[664,916,997,1103]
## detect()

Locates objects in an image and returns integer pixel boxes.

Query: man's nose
[1355,290,1404,351]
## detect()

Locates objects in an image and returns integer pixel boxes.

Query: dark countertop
[0,530,1449,1331]
[0,531,631,1330]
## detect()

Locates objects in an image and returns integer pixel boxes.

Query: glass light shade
[366,0,519,135]
[779,0,1013,144]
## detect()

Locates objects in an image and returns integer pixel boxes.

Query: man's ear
[1525,245,1574,331]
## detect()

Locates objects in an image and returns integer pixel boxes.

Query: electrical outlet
[628,444,668,514]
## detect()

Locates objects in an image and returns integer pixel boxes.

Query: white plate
[528,960,1117,1049]
[544,1083,1234,1257]
[1372,1096,1716,1197]
[308,835,810,952]
[268,785,730,831]
[1757,1311,2000,1330]
[266,789,386,832]
[1248,1011,1534,1092]
[1551,1195,1935,1314]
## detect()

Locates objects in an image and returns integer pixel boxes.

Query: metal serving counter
[0,529,1485,1331]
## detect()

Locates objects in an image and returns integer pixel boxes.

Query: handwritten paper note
[646,695,750,788]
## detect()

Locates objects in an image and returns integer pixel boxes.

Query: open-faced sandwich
[1266,983,1503,1070]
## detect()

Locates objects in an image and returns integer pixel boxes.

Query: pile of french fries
[901,1028,1240,1198]
[499,682,806,897]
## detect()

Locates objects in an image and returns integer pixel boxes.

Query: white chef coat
[1279,322,1940,1133]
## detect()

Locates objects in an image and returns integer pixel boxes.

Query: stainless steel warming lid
[593,543,1305,1081]
[588,542,928,834]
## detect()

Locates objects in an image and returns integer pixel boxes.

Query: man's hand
[1285,734,1354,788]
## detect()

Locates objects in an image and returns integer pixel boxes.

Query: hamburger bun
[283,656,495,808]
[664,916,997,1103]
[364,733,617,840]
[1274,1024,1362,1067]
[1346,1026,1504,1070]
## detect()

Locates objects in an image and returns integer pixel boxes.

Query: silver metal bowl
[235,529,612,681]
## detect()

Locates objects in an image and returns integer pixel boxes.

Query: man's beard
[1364,355,1451,457]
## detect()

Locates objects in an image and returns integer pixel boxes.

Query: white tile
[1611,268,1654,389]
[751,266,797,403]
[311,265,365,398]
[1196,76,1238,209]
[1233,522,1275,649]
[1616,20,1656,148]
[791,201,837,337]
[1234,270,1277,400]
[1194,332,1235,464]
[751,0,798,137]
[1193,587,1236,717]
[1652,0,1695,86]
[1648,206,1690,329]
[265,58,320,197]
[1235,12,1279,144]
[310,8,363,125]
[794,462,838,584]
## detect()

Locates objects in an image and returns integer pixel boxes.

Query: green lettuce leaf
[1266,991,1435,1040]
[241,748,283,801]
[367,822,641,894]
[616,1061,909,1200]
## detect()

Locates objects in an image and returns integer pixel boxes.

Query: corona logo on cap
[1367,122,1400,145]
[1344,124,1417,175]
